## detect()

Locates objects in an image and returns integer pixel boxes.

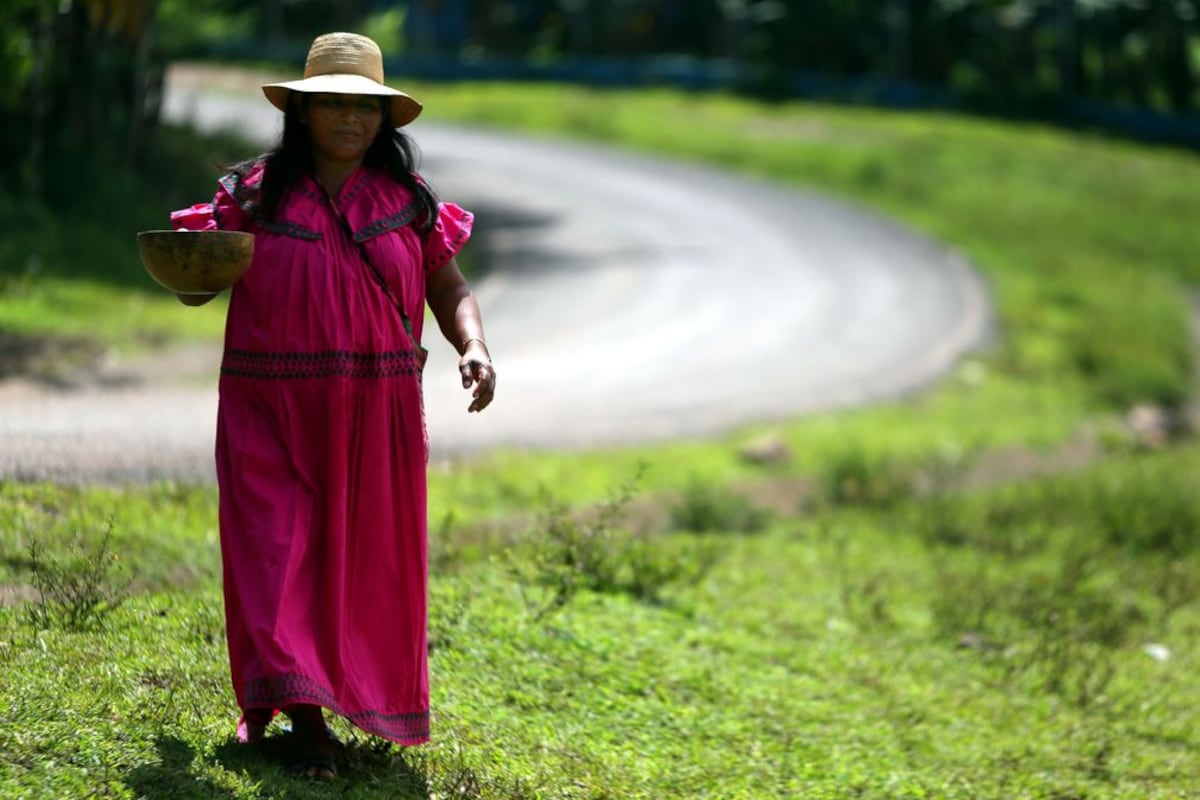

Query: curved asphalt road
[0,82,991,483]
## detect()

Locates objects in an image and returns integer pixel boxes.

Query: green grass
[3,445,1200,798]
[3,69,1200,797]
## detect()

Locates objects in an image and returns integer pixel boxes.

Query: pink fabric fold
[170,203,218,231]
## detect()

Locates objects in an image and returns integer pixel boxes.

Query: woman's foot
[237,708,272,745]
[285,704,337,781]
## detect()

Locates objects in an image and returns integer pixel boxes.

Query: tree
[2,0,162,205]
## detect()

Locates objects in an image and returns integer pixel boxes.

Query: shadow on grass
[124,736,236,800]
[126,733,433,798]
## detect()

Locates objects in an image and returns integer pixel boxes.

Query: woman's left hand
[459,344,495,413]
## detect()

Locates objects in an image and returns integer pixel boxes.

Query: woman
[170,32,495,780]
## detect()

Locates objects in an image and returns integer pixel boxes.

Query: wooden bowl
[136,230,254,294]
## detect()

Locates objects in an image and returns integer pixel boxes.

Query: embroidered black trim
[340,170,368,206]
[257,219,323,240]
[221,349,422,380]
[243,672,431,743]
[219,167,262,216]
[355,200,422,242]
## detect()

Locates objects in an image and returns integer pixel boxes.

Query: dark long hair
[247,93,439,234]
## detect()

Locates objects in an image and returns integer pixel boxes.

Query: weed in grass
[0,256,42,301]
[1010,545,1142,707]
[1088,464,1200,558]
[24,517,131,632]
[1148,555,1200,634]
[669,477,770,534]
[1066,270,1194,410]
[820,446,915,508]
[510,471,719,619]
[930,548,1135,709]
[914,490,1047,559]
[430,508,463,573]
[814,516,898,630]
[396,738,539,800]
[928,557,1008,651]
[429,578,481,655]
[0,614,16,672]
[917,472,1181,709]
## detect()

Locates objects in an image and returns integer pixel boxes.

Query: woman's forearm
[428,260,488,354]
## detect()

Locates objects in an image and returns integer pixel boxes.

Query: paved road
[0,82,991,483]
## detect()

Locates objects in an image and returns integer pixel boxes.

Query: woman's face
[304,93,384,165]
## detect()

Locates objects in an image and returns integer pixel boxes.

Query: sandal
[284,704,338,781]
[290,749,338,781]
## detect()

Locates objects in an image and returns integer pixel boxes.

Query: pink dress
[172,162,472,745]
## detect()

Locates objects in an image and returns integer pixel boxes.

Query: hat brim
[262,74,423,128]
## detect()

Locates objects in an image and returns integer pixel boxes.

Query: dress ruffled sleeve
[423,202,473,274]
[170,175,255,232]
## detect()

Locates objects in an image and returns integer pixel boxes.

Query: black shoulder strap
[332,204,429,369]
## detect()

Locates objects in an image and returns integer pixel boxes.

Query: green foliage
[1087,460,1200,557]
[157,0,257,59]
[1,1,168,209]
[359,5,408,57]
[23,518,130,632]
[814,514,903,630]
[914,448,1200,708]
[1054,265,1193,408]
[927,539,1143,708]
[669,477,770,533]
[0,481,222,593]
[508,470,719,618]
[914,450,1200,560]
[820,446,916,508]
[0,123,251,355]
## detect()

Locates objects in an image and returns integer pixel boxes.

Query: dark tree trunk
[27,8,53,200]
[126,7,161,166]
[262,0,284,45]
[1057,0,1078,97]
[889,0,912,79]
[1158,3,1195,111]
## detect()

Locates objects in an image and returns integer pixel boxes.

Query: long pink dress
[172,161,471,745]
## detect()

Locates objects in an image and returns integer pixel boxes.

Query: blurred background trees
[2,0,163,208]
[2,0,1198,213]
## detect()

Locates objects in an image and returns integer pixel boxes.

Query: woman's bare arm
[427,258,495,412]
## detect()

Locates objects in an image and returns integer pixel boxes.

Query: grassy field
[2,69,1200,798]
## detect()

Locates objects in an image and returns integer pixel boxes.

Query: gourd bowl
[136,229,254,295]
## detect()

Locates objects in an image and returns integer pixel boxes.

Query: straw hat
[262,32,422,128]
